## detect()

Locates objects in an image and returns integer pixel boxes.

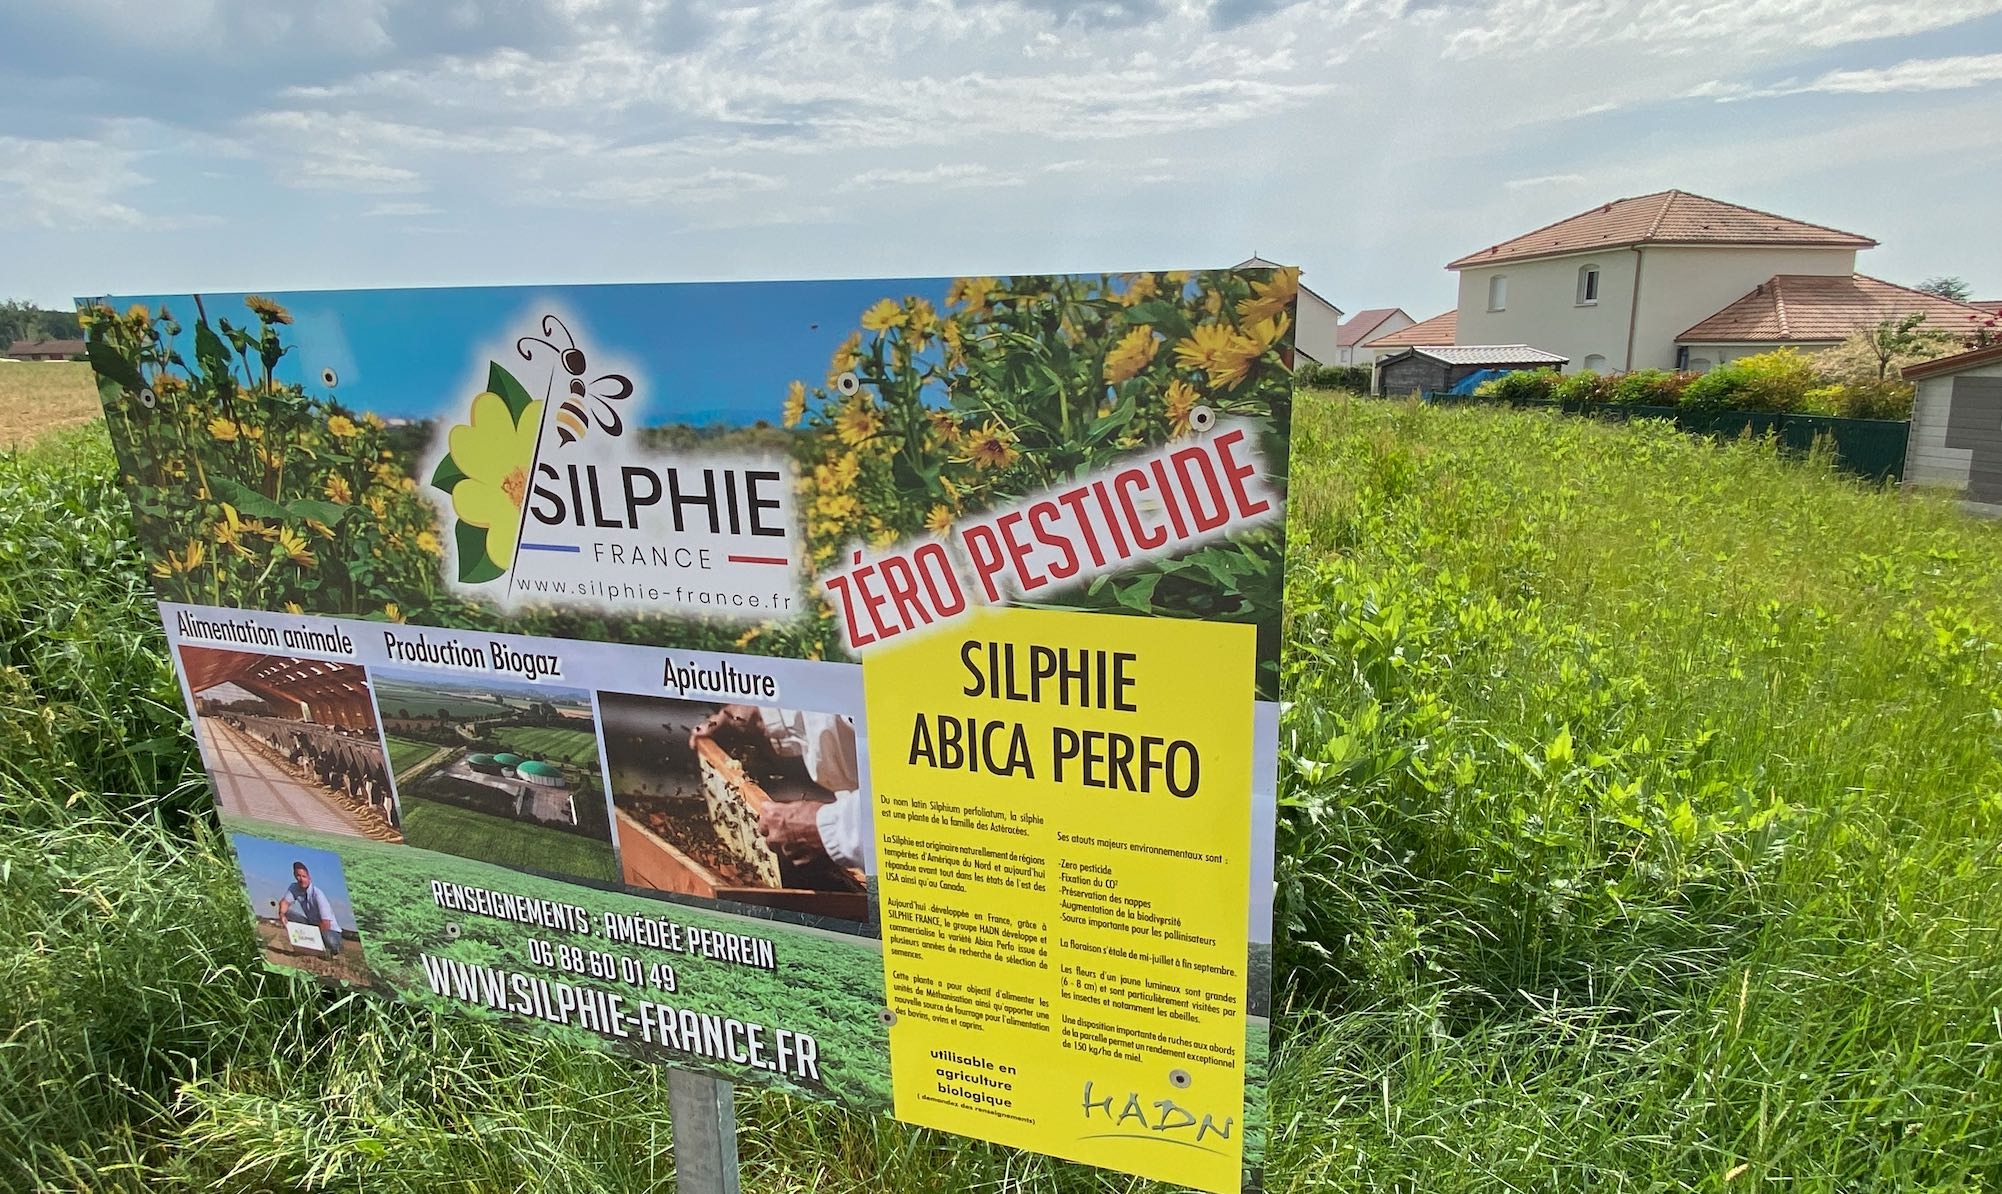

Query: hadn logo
[428,313,799,618]
[1080,1078,1236,1153]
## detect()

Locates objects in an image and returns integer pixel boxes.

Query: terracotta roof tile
[1335,308,1408,347]
[1970,300,2002,314]
[1901,341,2002,381]
[1677,275,1991,344]
[1447,190,1875,270]
[1364,310,1455,348]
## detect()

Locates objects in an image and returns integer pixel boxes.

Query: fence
[1419,393,1910,483]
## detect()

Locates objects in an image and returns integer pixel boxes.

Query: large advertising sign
[83,270,1295,1192]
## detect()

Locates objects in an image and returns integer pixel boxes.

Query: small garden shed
[1904,342,2002,509]
[1375,345,1567,396]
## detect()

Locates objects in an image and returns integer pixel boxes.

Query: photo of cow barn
[369,671,617,883]
[179,645,400,841]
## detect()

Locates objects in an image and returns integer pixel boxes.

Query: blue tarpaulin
[1448,368,1512,395]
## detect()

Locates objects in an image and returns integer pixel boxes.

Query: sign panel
[82,271,1295,1191]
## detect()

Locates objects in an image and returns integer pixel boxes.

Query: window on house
[1577,264,1600,306]
[1583,354,1607,373]
[1487,275,1508,312]
[1689,357,1713,373]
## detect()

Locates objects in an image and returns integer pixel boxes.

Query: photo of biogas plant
[179,645,400,842]
[369,671,618,882]
[599,694,871,926]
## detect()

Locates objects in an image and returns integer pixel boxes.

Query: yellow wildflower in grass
[836,402,884,447]
[417,530,442,556]
[327,415,359,439]
[323,474,353,504]
[966,421,1019,470]
[277,526,316,566]
[783,380,807,428]
[1102,325,1159,386]
[208,417,240,443]
[1165,380,1201,437]
[1174,323,1263,390]
[1237,267,1299,324]
[861,299,908,332]
[244,295,293,325]
[446,391,544,570]
[925,504,956,535]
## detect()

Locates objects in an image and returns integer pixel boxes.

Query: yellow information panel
[866,607,1256,1193]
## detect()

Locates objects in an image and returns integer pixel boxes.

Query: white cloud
[1504,172,1589,190]
[838,163,1028,192]
[0,135,149,228]
[1698,52,2002,101]
[364,201,442,217]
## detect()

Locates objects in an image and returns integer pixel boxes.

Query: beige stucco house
[1442,191,1987,374]
[1333,308,1416,366]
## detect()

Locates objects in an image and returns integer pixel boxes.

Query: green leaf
[285,498,350,526]
[1110,573,1162,611]
[85,339,145,393]
[455,519,504,584]
[212,477,288,521]
[488,360,536,424]
[431,453,470,494]
[194,317,233,382]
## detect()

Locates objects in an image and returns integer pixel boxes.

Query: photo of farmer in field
[370,671,617,882]
[180,644,399,841]
[230,834,372,986]
[600,692,871,925]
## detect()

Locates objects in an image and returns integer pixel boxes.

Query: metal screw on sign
[668,1068,742,1194]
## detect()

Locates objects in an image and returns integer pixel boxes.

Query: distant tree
[1916,275,1973,302]
[0,299,84,346]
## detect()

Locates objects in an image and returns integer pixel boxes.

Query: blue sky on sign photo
[3,0,2000,312]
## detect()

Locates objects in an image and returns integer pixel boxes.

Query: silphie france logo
[427,312,801,619]
[430,315,635,584]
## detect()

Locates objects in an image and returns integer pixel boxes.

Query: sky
[4,0,2001,318]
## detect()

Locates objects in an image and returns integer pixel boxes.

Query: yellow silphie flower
[208,417,240,442]
[836,402,884,447]
[927,410,962,445]
[152,540,207,577]
[277,526,317,566]
[966,422,1019,470]
[383,603,405,624]
[1175,323,1262,391]
[327,415,359,439]
[827,333,862,386]
[1119,273,1160,307]
[324,474,353,504]
[946,277,996,313]
[1102,325,1159,386]
[783,380,807,429]
[925,505,955,535]
[363,412,386,431]
[1245,311,1292,353]
[1238,267,1299,324]
[447,391,544,570]
[244,295,293,325]
[417,530,442,556]
[1165,379,1201,437]
[284,602,304,615]
[861,299,907,332]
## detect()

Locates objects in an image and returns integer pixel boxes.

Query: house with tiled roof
[4,338,85,361]
[1365,310,1456,351]
[1332,307,1415,366]
[1441,190,1982,375]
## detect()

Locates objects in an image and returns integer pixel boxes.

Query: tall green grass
[4,401,2001,1191]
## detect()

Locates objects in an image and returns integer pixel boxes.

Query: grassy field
[491,724,602,767]
[0,360,100,448]
[384,734,443,775]
[4,401,2002,1191]
[399,798,620,884]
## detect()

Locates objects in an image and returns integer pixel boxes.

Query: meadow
[398,798,621,884]
[3,394,2001,1191]
[384,734,445,776]
[0,360,98,447]
[491,724,602,767]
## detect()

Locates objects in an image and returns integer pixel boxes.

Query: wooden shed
[1903,342,2002,511]
[1375,345,1567,396]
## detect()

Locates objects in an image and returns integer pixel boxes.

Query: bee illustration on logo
[515,315,634,445]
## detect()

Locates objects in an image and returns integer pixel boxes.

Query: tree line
[1,299,84,346]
